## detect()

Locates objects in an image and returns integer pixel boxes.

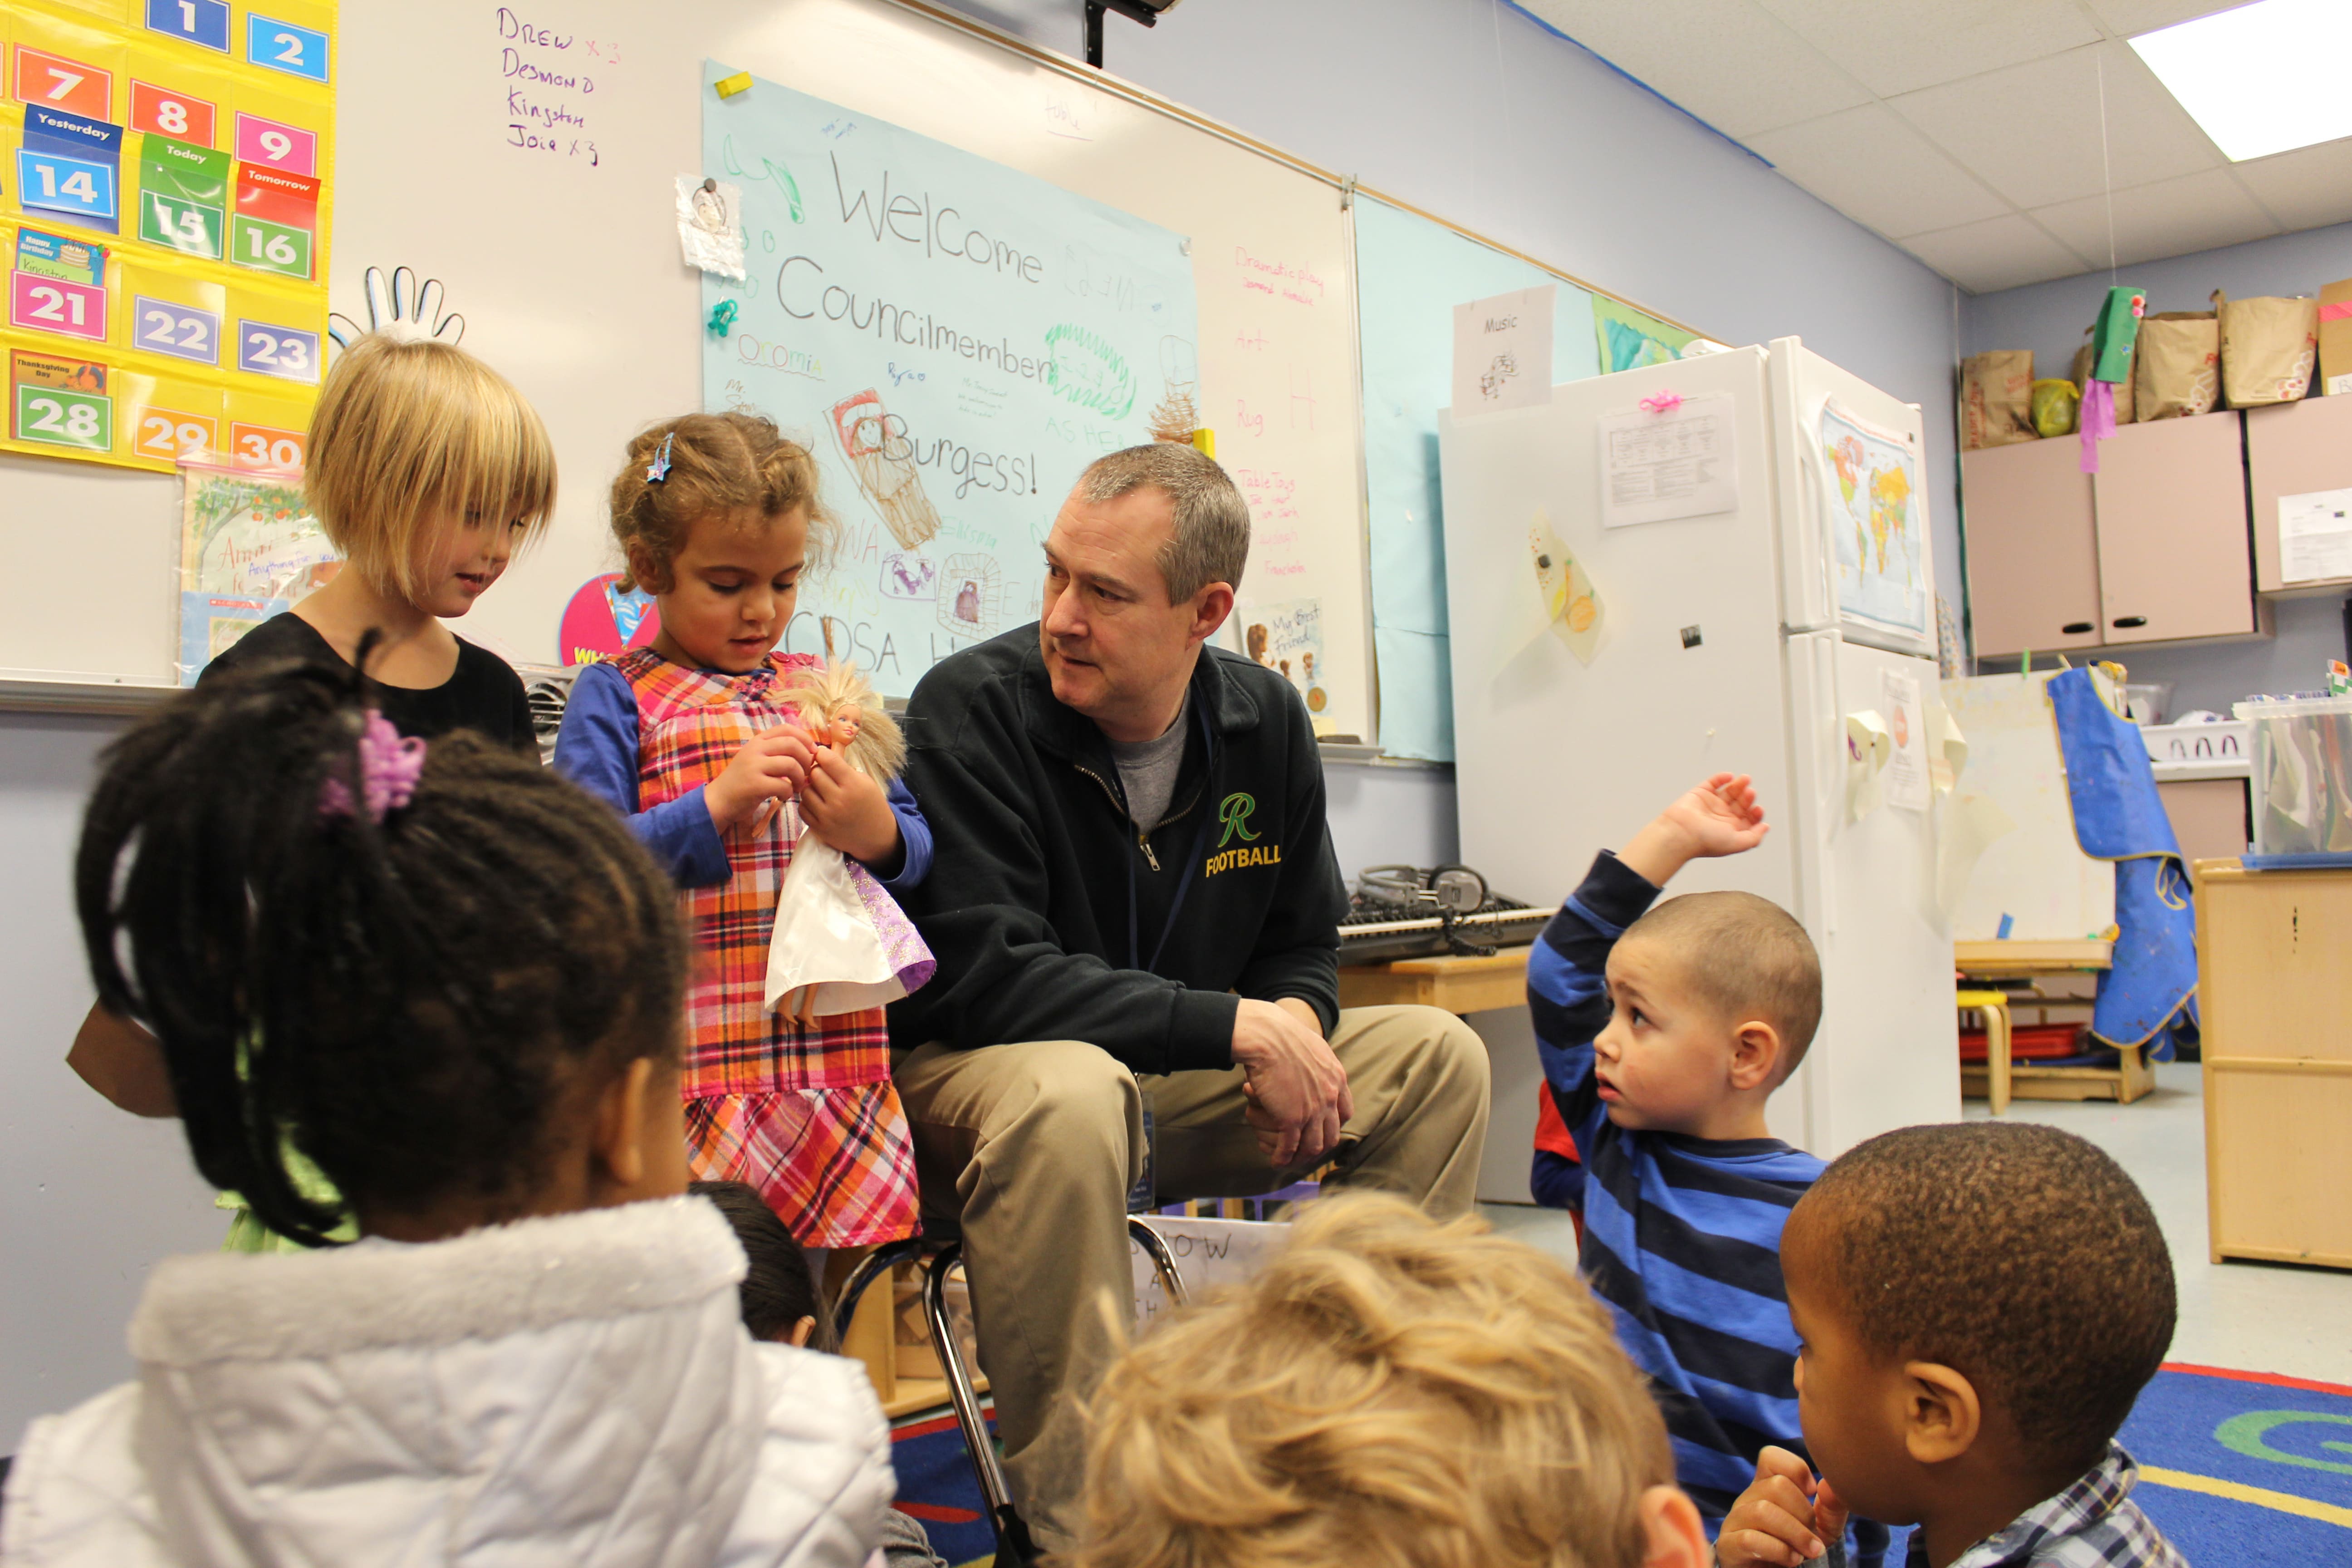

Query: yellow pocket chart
[0,0,334,474]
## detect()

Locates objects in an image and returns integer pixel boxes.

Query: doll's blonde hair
[780,661,903,782]
[305,333,557,600]
[1075,1193,1675,1568]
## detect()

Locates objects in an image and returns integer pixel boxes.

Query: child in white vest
[2,655,892,1568]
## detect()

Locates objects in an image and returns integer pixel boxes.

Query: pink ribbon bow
[319,710,427,823]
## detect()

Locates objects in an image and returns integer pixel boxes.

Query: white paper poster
[1450,284,1555,417]
[1882,668,1930,812]
[2278,487,2352,585]
[1596,394,1737,527]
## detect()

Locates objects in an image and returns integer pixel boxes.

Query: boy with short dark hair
[1528,774,1876,1554]
[1715,1122,2184,1568]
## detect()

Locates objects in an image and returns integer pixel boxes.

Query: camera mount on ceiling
[1084,0,1181,70]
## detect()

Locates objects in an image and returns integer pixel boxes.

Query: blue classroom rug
[2116,1363,2352,1564]
[891,1405,998,1568]
[885,1364,2352,1565]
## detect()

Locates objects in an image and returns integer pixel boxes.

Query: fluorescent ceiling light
[2131,0,2352,162]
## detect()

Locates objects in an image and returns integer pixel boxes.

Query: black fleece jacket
[886,626,1346,1075]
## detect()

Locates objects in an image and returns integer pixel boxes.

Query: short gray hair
[1078,443,1250,602]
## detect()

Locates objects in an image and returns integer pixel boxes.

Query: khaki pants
[892,1004,1491,1551]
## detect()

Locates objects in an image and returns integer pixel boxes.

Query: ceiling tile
[2029,168,2282,268]
[1747,103,2015,238]
[1515,0,1872,137]
[2230,137,2352,233]
[2084,1,2251,37]
[1891,42,2220,209]
[1754,0,2101,96]
[1900,214,2096,293]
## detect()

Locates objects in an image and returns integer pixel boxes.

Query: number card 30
[10,274,107,343]
[238,321,318,383]
[231,421,304,473]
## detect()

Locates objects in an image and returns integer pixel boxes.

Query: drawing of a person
[1246,624,1272,666]
[956,580,980,626]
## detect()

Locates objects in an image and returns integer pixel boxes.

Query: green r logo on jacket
[1217,792,1259,848]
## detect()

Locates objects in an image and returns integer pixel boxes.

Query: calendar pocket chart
[1,0,333,473]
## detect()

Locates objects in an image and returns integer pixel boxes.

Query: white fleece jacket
[0,1196,892,1568]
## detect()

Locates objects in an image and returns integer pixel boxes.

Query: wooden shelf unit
[2194,858,2352,1271]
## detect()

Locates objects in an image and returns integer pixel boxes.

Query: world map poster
[1820,398,1926,639]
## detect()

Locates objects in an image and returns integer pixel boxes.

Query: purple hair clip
[319,710,426,824]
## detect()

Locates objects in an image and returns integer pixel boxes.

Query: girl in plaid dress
[554,412,927,1252]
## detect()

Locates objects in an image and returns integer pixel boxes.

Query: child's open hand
[798,747,900,866]
[707,727,817,835]
[1619,773,1769,887]
[1718,1446,1843,1568]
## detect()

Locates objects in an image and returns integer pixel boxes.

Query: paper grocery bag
[2070,337,2135,424]
[1961,351,2036,450]
[2134,312,2219,420]
[2320,277,2352,395]
[2215,291,2318,407]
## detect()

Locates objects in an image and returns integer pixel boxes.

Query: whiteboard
[0,0,1374,741]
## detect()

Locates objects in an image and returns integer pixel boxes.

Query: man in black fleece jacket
[888,443,1491,1553]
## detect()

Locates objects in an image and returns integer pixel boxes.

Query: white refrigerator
[1440,337,1959,1164]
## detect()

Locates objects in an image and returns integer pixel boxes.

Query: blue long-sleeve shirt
[553,660,932,893]
[1531,851,1884,1563]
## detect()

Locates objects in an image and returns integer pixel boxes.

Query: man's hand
[1617,771,1768,888]
[798,748,900,864]
[1231,998,1352,1169]
[1717,1447,1846,1568]
[706,727,817,835]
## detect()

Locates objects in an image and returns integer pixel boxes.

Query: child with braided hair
[554,412,931,1259]
[3,657,893,1568]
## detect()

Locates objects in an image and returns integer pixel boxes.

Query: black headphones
[1358,864,1490,915]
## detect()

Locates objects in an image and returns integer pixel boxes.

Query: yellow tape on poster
[0,0,333,475]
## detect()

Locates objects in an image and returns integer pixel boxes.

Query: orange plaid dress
[615,646,920,1247]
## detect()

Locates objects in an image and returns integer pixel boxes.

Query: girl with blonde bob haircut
[1075,1194,1716,1568]
[65,330,560,1211]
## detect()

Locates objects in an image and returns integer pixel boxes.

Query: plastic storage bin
[2234,695,2352,858]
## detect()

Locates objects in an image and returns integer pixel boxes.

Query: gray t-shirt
[1109,696,1190,833]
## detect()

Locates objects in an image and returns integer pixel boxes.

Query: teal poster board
[1354,198,1597,761]
[703,64,1200,692]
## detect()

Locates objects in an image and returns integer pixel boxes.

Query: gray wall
[1961,220,2352,707]
[0,715,222,1446]
[6,0,1973,1441]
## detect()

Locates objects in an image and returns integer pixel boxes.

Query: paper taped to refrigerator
[1881,670,1930,812]
[1528,511,1603,663]
[1596,395,1737,527]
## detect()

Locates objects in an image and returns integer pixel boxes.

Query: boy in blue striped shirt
[1530,772,1888,1564]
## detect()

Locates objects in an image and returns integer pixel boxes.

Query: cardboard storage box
[2323,277,2352,396]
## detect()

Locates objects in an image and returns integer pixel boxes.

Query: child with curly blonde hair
[1075,1193,1717,1568]
[554,412,929,1257]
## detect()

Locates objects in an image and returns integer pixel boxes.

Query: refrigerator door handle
[1811,631,1842,937]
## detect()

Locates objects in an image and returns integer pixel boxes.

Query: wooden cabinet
[1961,439,2102,659]
[2195,859,2352,1269]
[2091,413,2259,644]
[2246,393,2352,596]
[1962,412,2265,658]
